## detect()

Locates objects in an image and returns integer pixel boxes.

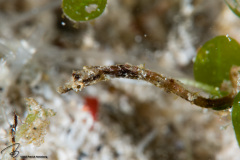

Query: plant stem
[58,64,238,109]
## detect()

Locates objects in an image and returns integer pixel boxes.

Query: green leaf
[232,92,240,147]
[179,79,227,97]
[62,0,107,22]
[194,35,240,88]
[225,0,240,18]
[179,79,231,110]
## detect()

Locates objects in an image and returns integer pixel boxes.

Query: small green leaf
[179,79,227,97]
[194,35,240,88]
[232,92,240,147]
[225,0,240,18]
[62,0,107,22]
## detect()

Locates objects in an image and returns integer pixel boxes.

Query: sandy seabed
[0,0,240,160]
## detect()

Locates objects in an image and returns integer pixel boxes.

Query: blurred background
[0,0,240,159]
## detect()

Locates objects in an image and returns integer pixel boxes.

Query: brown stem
[58,64,238,109]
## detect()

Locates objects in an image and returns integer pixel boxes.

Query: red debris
[82,97,99,121]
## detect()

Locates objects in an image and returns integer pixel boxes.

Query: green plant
[232,92,240,146]
[62,0,107,22]
[225,0,240,17]
[194,36,240,89]
[193,35,240,146]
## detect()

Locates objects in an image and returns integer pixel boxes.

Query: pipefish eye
[72,74,80,80]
